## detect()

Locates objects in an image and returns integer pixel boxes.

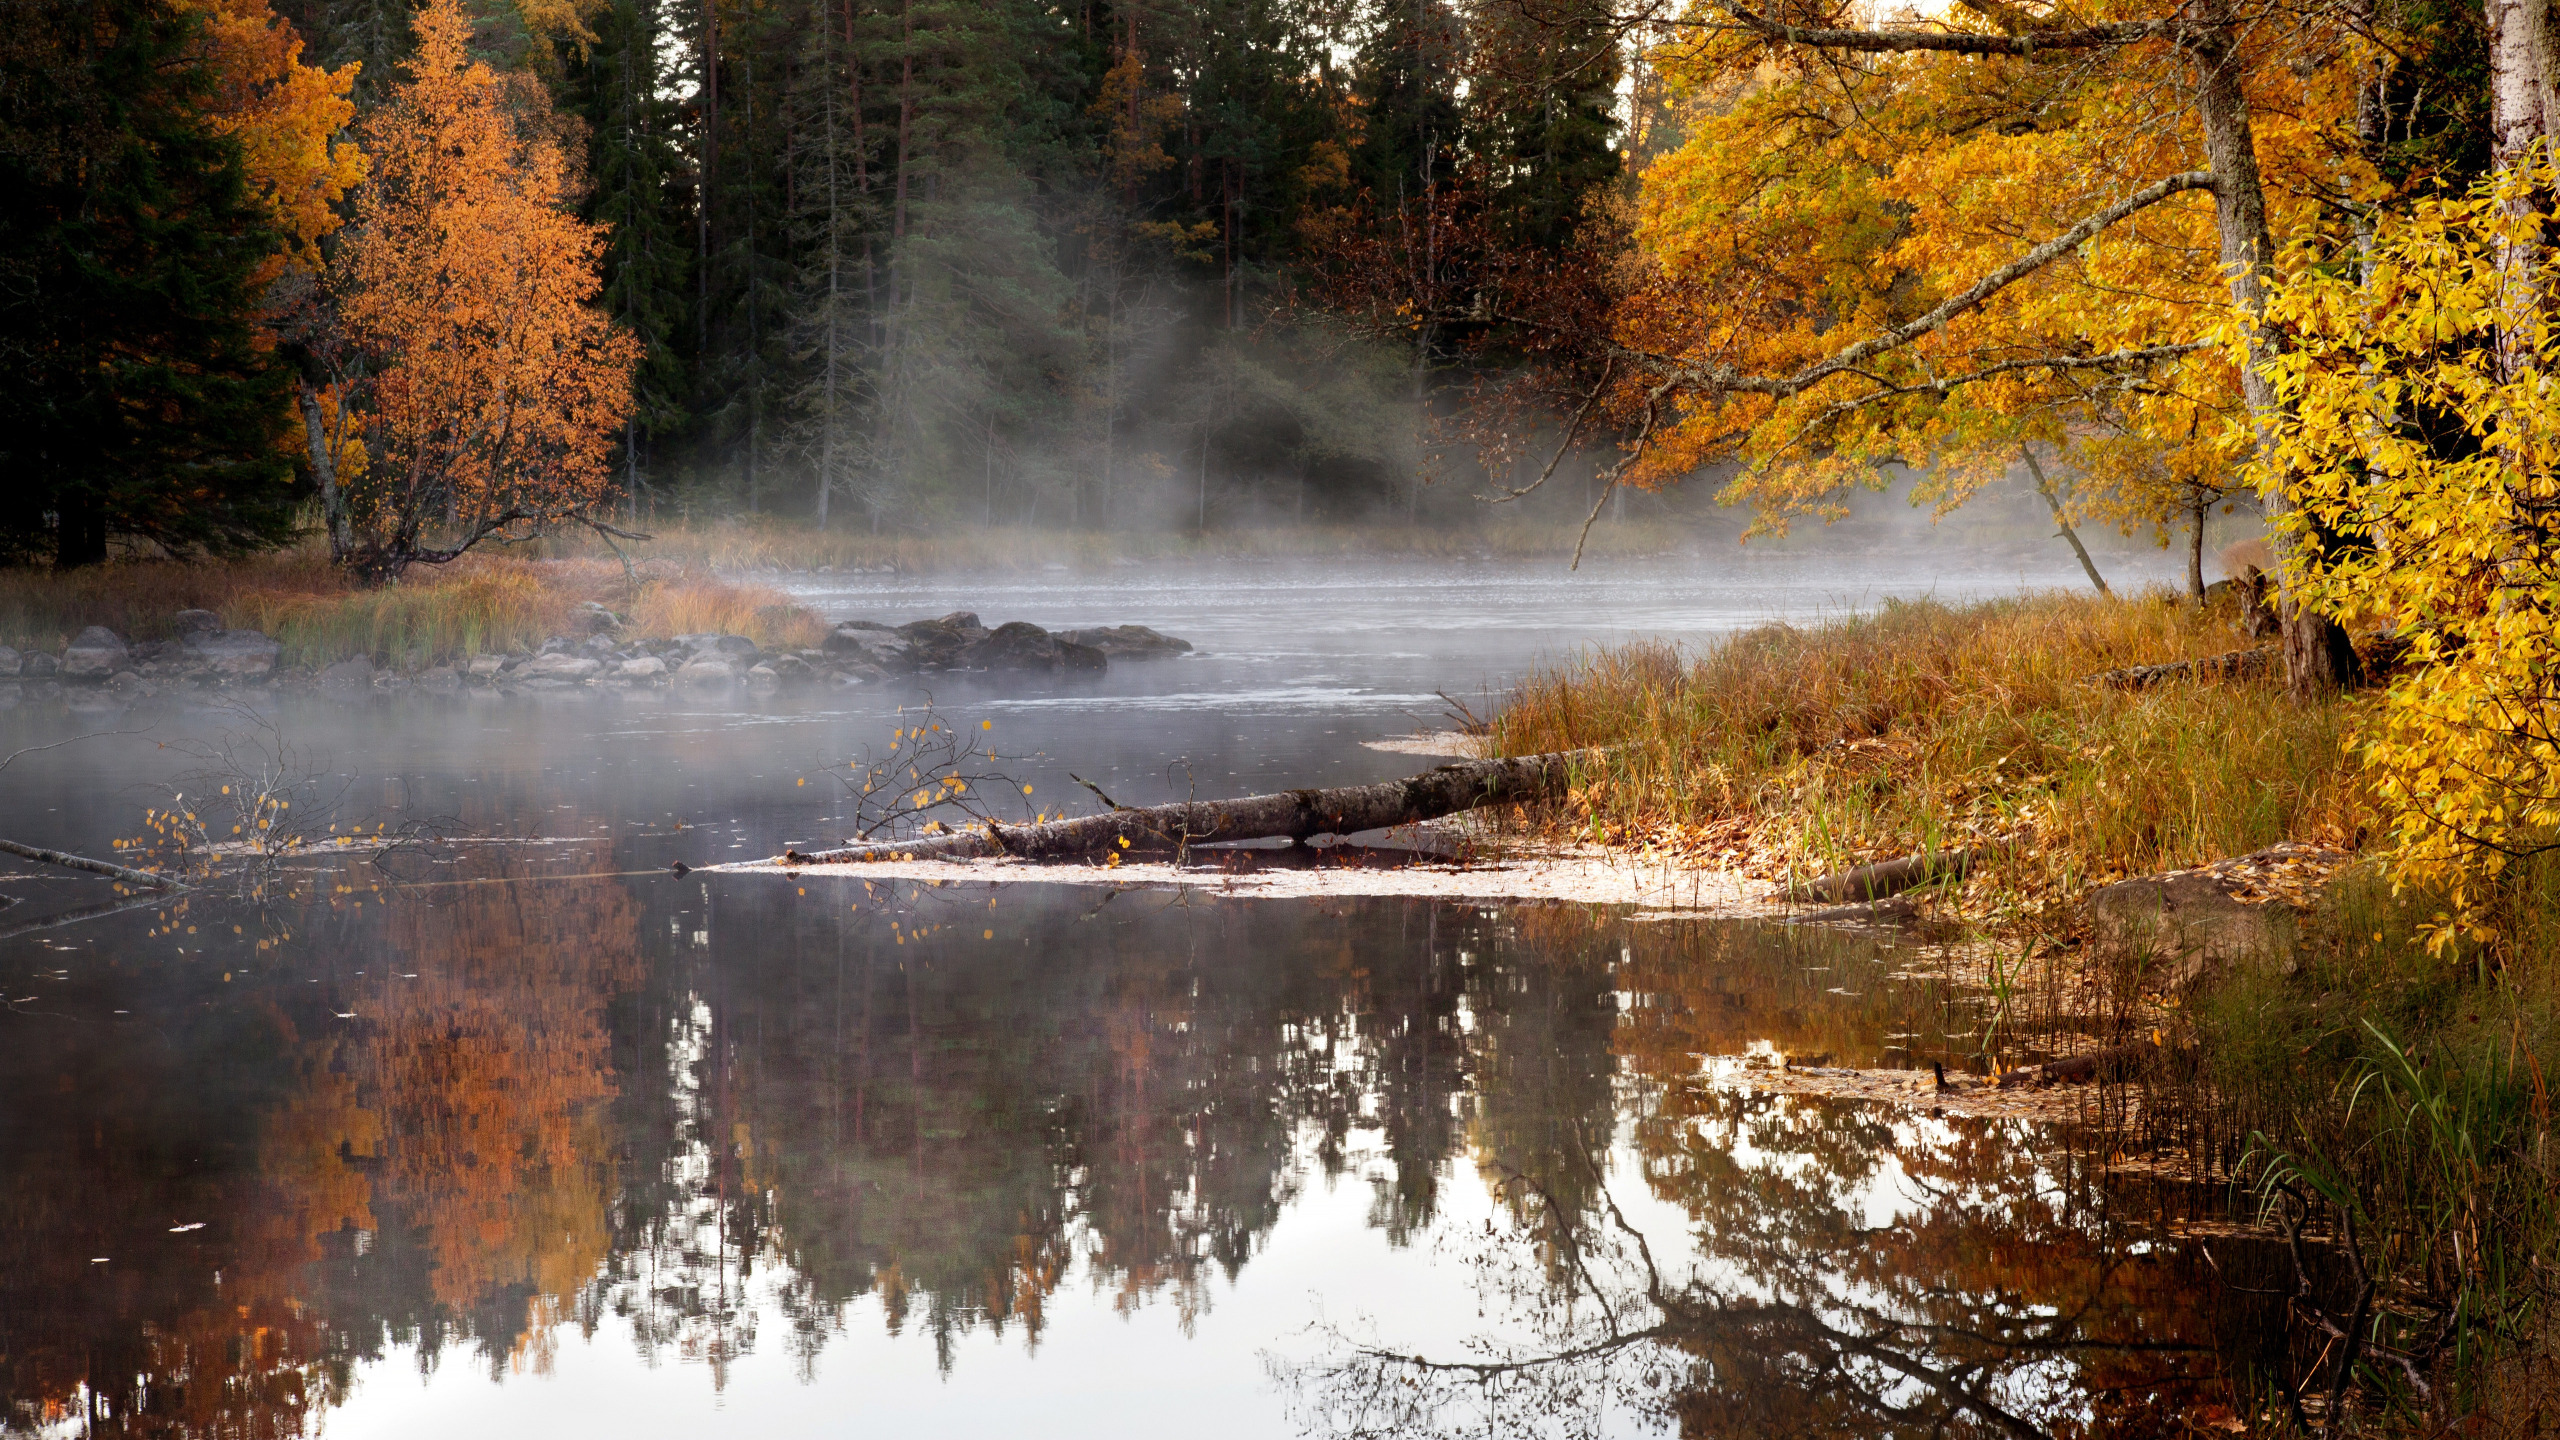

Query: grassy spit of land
[0,547,823,670]
[1490,589,2556,1428]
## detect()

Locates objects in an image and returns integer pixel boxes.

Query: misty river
[0,552,2287,1438]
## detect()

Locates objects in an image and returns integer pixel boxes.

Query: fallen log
[0,837,188,891]
[1784,849,1973,905]
[1786,894,1923,926]
[780,749,1606,866]
[1995,1036,2163,1088]
[2086,645,2278,689]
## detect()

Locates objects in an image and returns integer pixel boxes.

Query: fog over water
[0,547,2266,1440]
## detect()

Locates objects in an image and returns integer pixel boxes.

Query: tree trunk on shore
[780,750,1605,865]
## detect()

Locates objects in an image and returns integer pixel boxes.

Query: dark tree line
[337,0,1632,530]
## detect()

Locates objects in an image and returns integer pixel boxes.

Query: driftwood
[1784,849,1974,905]
[781,749,1604,866]
[1995,1037,2163,1088]
[0,837,188,890]
[2087,645,2279,689]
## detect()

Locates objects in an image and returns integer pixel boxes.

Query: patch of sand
[1359,731,1487,758]
[716,841,1770,910]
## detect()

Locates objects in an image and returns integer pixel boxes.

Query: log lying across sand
[780,749,1607,866]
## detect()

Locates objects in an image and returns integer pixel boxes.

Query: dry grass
[1489,591,2371,927]
[0,549,822,669]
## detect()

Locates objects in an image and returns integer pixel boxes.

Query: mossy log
[779,749,1605,866]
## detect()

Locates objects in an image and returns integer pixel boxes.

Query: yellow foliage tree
[1618,9,2367,527]
[1527,0,2375,690]
[307,0,637,583]
[2255,155,2560,938]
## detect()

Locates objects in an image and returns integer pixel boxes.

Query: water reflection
[1,864,2262,1437]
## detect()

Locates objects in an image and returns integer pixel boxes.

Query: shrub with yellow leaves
[2255,152,2560,941]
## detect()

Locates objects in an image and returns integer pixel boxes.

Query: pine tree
[0,0,299,566]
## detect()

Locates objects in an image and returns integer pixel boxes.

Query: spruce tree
[569,0,697,513]
[0,0,297,566]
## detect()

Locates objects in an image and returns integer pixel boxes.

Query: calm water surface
[0,556,2273,1438]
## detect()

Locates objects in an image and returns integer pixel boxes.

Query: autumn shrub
[2260,156,2560,944]
[1489,590,2369,924]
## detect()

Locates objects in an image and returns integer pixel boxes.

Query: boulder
[744,662,782,691]
[107,670,146,695]
[22,653,58,677]
[692,634,761,660]
[577,600,622,633]
[2087,844,2339,993]
[950,620,1107,673]
[318,656,375,689]
[1058,624,1193,659]
[619,655,669,679]
[181,628,280,677]
[766,653,815,686]
[465,654,507,681]
[520,653,603,681]
[171,609,224,636]
[824,622,913,667]
[60,627,129,680]
[674,657,735,688]
[0,646,19,677]
[896,613,988,669]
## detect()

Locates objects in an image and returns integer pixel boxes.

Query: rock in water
[824,621,912,668]
[1057,624,1193,659]
[182,629,281,677]
[692,634,761,661]
[619,655,668,679]
[0,646,20,677]
[674,657,735,689]
[955,621,1109,674]
[318,656,375,688]
[60,627,129,680]
[896,613,988,669]
[520,653,604,681]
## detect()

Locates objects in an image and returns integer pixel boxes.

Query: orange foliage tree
[300,0,636,583]
[176,0,363,274]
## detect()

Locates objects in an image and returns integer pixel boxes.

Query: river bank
[1482,589,2557,1429]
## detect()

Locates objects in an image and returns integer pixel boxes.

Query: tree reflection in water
[1282,913,2260,1440]
[0,874,2267,1437]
